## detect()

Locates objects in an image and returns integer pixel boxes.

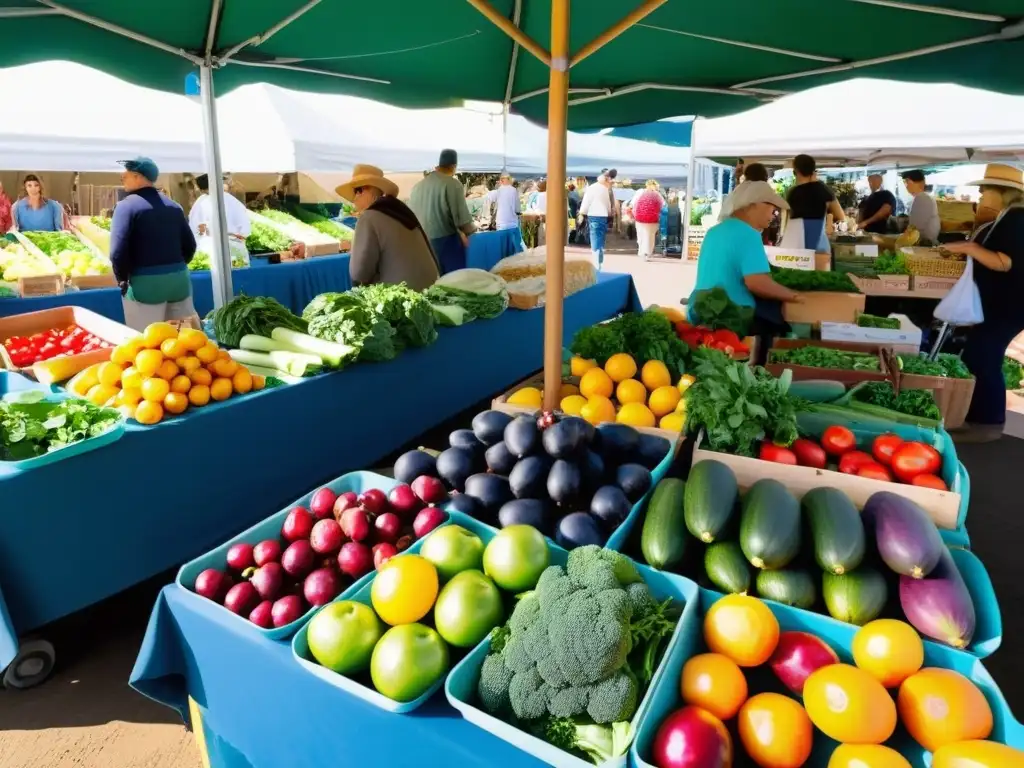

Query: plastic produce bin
[176,470,401,640]
[605,438,676,552]
[631,590,1023,768]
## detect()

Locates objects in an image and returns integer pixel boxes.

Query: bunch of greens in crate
[1004,357,1024,390]
[770,267,859,293]
[688,287,753,336]
[936,353,972,379]
[188,250,248,271]
[207,294,308,347]
[1,392,120,461]
[873,250,909,275]
[23,231,90,256]
[89,216,112,231]
[685,355,801,456]
[857,314,901,330]
[851,382,941,421]
[770,346,881,371]
[245,220,292,254]
[570,310,689,378]
[286,204,354,241]
[898,354,972,379]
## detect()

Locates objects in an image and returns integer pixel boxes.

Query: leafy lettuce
[424,269,509,321]
[1,392,120,461]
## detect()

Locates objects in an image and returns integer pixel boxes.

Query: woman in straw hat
[943,164,1024,442]
[337,164,440,292]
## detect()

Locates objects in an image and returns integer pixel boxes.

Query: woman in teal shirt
[11,175,65,232]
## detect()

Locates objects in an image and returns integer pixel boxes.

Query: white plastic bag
[934,257,984,326]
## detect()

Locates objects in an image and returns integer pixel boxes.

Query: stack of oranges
[67,322,264,425]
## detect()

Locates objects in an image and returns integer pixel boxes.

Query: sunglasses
[353,187,367,195]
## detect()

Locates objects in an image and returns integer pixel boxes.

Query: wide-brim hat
[729,180,789,213]
[335,164,399,201]
[968,163,1024,192]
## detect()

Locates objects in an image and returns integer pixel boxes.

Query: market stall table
[0,272,639,675]
[466,228,524,272]
[0,254,354,323]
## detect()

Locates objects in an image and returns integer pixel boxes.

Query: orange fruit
[616,378,647,405]
[579,368,613,399]
[116,404,136,420]
[115,388,142,407]
[828,744,911,768]
[210,377,233,402]
[188,384,211,407]
[140,377,170,403]
[160,338,186,359]
[580,395,616,425]
[213,358,238,379]
[641,359,671,390]
[648,385,681,416]
[252,375,266,391]
[196,343,219,364]
[179,355,202,375]
[703,594,780,667]
[804,664,897,745]
[177,328,207,352]
[851,619,923,688]
[121,366,145,391]
[134,348,163,377]
[232,368,253,394]
[134,400,163,425]
[616,402,656,428]
[157,359,180,381]
[738,693,813,768]
[604,353,637,383]
[163,392,189,415]
[680,653,748,721]
[217,349,231,361]
[142,322,177,349]
[111,339,143,365]
[96,361,123,387]
[897,668,993,752]
[170,374,192,394]
[932,741,1024,768]
[569,356,597,377]
[508,387,543,408]
[189,368,212,387]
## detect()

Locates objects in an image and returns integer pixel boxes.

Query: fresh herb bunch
[873,250,909,275]
[689,287,753,337]
[857,314,901,330]
[207,294,308,347]
[896,354,971,378]
[1,392,120,461]
[245,220,292,253]
[686,357,801,457]
[853,382,941,420]
[936,353,972,379]
[770,346,881,371]
[570,311,689,378]
[770,267,860,293]
[1004,356,1024,390]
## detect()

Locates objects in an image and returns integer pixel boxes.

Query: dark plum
[393,450,437,484]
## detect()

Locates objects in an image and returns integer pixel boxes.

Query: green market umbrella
[4,0,1021,405]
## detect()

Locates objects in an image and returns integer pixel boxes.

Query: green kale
[770,267,860,293]
[207,294,308,348]
[857,314,901,330]
[873,250,909,275]
[853,382,941,420]
[770,346,881,371]
[689,287,753,336]
[352,282,437,348]
[936,353,972,379]
[569,311,689,379]
[897,354,949,378]
[1004,356,1024,390]
[245,221,292,253]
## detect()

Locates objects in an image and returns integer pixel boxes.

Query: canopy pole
[465,0,551,66]
[681,117,699,263]
[199,63,234,309]
[570,0,668,67]
[543,0,570,412]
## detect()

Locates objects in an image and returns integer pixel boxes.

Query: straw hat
[967,163,1024,192]
[335,164,399,201]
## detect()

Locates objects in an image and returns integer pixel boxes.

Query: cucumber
[756,568,817,609]
[705,542,752,595]
[788,379,846,403]
[822,568,888,626]
[739,479,801,569]
[641,478,687,569]
[803,487,866,575]
[684,460,738,543]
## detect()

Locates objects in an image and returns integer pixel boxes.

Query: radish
[226,543,255,571]
[338,542,373,579]
[249,600,274,628]
[195,568,230,602]
[250,562,284,601]
[271,595,305,627]
[281,540,315,578]
[358,488,389,516]
[413,506,447,538]
[224,582,259,616]
[282,507,314,541]
[387,484,423,517]
[310,519,345,555]
[769,631,839,695]
[374,512,402,544]
[309,487,338,520]
[373,542,398,570]
[303,567,342,606]
[340,507,371,542]
[253,539,282,566]
[412,475,447,505]
[333,491,358,521]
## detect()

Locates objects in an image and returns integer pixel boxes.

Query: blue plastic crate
[176,470,401,640]
[940,461,971,549]
[631,590,1023,768]
[605,436,677,551]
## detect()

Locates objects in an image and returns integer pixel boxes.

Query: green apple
[307,601,383,675]
[483,525,550,592]
[420,525,485,581]
[433,570,504,648]
[370,623,449,702]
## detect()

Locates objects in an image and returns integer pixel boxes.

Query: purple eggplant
[864,492,943,579]
[899,548,976,649]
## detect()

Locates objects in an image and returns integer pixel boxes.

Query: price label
[765,246,815,271]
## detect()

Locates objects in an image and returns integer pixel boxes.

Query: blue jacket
[109,187,196,283]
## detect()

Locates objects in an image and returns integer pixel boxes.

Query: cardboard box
[783,291,866,324]
[820,320,922,354]
[765,338,892,385]
[0,305,136,372]
[766,246,815,271]
[912,275,958,292]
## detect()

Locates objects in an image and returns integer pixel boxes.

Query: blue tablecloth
[0,254,353,322]
[0,273,637,670]
[466,228,523,272]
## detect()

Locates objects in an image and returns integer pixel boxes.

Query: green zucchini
[705,542,752,595]
[683,460,738,543]
[756,568,817,609]
[788,379,846,403]
[803,487,866,575]
[641,478,687,569]
[739,479,801,569]
[822,568,888,626]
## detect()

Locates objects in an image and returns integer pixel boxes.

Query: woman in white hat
[337,164,440,291]
[943,164,1024,442]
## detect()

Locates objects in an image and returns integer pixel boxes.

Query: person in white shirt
[529,179,548,212]
[189,174,252,266]
[579,175,613,269]
[486,172,521,231]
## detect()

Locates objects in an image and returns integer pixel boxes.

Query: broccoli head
[567,546,642,589]
[532,716,634,764]
[477,653,513,715]
[586,669,639,724]
[549,586,632,685]
[509,668,551,721]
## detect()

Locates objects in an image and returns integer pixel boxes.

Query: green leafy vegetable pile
[352,283,437,348]
[857,314,901,330]
[770,267,860,293]
[852,382,941,421]
[188,251,248,271]
[873,250,909,275]
[0,285,17,298]
[89,216,112,231]
[245,221,292,254]
[686,353,802,456]
[897,354,972,379]
[770,346,881,371]
[689,287,753,336]
[478,546,680,765]
[23,231,90,256]
[303,292,398,362]
[936,353,972,379]
[570,311,689,379]
[207,294,308,348]
[1004,357,1024,390]
[1,392,120,461]
[424,268,509,324]
[286,204,354,241]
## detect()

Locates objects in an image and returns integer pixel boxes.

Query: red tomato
[791,438,827,469]
[821,425,856,456]
[871,433,905,466]
[760,443,798,465]
[838,450,875,475]
[911,474,948,491]
[890,442,942,483]
[857,463,893,482]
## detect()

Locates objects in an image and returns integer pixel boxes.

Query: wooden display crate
[249,210,339,257]
[17,274,64,298]
[691,431,960,530]
[765,338,893,385]
[782,291,865,325]
[897,372,975,430]
[0,306,137,373]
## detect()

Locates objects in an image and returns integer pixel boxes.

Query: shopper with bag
[941,164,1024,442]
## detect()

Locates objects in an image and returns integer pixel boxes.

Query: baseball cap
[438,149,458,167]
[119,156,159,182]
[729,181,789,212]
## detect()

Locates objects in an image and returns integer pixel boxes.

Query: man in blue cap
[110,157,198,330]
[409,149,476,274]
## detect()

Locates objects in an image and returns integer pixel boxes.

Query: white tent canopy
[692,79,1024,168]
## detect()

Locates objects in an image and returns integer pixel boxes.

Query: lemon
[559,383,580,398]
[96,361,123,387]
[616,378,647,405]
[579,368,614,399]
[677,373,696,393]
[570,356,598,377]
[508,386,543,408]
[157,359,180,381]
[560,394,588,416]
[659,412,685,431]
[160,338,186,359]
[604,353,638,383]
[649,385,682,417]
[641,360,672,391]
[115,388,142,407]
[170,374,192,394]
[617,402,656,428]
[675,397,688,414]
[581,395,616,425]
[135,349,164,377]
[121,366,145,391]
[111,339,143,365]
[142,322,178,349]
[134,400,164,425]
[141,377,170,403]
[177,328,208,352]
[86,383,119,407]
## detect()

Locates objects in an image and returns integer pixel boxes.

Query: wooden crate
[691,431,960,530]
[783,291,865,324]
[878,275,911,290]
[249,211,340,257]
[765,338,892,385]
[898,372,975,430]
[0,306,137,373]
[17,274,64,298]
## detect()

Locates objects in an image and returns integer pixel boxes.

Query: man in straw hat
[409,149,476,274]
[337,164,439,291]
[941,164,1024,442]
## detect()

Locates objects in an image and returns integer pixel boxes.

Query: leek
[240,334,294,353]
[229,348,323,377]
[271,328,356,368]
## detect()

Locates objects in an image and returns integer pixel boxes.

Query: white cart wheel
[3,639,56,689]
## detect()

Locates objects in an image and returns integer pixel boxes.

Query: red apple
[194,568,230,602]
[252,539,282,566]
[373,542,398,570]
[413,506,447,538]
[281,540,316,578]
[332,491,358,521]
[249,600,274,628]
[412,475,447,505]
[303,567,342,606]
[387,484,423,517]
[271,595,305,627]
[340,507,371,542]
[357,488,389,516]
[226,542,254,571]
[310,519,345,555]
[281,507,314,541]
[337,541,373,579]
[374,512,402,544]
[224,582,259,616]
[309,487,338,520]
